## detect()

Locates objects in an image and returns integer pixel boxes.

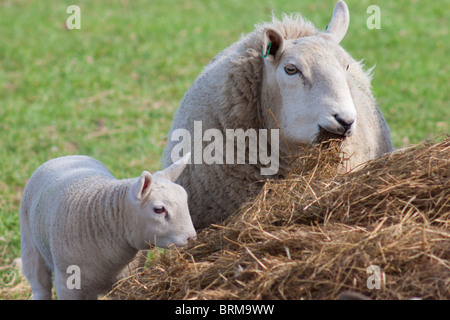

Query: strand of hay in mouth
[109,136,450,300]
[313,126,347,148]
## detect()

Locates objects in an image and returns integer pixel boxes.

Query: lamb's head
[261,1,356,145]
[127,153,196,249]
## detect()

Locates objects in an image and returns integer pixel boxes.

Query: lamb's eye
[153,206,166,214]
[284,65,299,75]
[346,64,349,70]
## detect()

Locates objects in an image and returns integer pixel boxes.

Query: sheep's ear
[136,171,152,200]
[157,152,190,182]
[325,0,350,44]
[262,28,285,61]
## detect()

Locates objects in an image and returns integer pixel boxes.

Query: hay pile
[110,137,450,300]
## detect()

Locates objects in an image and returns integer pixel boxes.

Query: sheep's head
[261,0,356,146]
[127,153,196,250]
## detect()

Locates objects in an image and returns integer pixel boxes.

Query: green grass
[0,0,448,299]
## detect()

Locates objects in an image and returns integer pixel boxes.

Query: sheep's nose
[187,235,197,242]
[334,114,354,132]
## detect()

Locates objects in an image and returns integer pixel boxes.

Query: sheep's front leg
[21,239,53,300]
[54,269,91,300]
[29,263,53,300]
[116,250,147,280]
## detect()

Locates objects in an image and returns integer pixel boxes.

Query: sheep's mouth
[314,126,346,147]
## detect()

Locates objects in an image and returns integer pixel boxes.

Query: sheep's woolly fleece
[110,136,450,300]
[163,12,393,230]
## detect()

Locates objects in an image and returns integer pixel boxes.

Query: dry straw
[110,136,450,300]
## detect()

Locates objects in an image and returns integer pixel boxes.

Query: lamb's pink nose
[186,235,197,242]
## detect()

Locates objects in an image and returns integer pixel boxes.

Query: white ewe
[20,153,196,300]
[163,1,393,229]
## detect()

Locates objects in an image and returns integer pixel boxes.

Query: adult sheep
[163,1,393,229]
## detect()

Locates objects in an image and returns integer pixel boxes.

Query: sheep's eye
[153,206,166,214]
[346,64,349,70]
[284,65,299,75]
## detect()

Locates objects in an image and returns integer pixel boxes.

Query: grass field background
[0,0,448,299]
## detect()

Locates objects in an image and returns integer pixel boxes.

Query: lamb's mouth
[314,125,346,146]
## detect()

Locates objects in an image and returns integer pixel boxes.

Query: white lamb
[20,153,196,300]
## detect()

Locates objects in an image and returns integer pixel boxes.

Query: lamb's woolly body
[20,156,140,298]
[20,155,195,299]
[164,10,393,229]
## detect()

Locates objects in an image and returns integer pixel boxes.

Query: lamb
[163,1,394,229]
[20,153,196,300]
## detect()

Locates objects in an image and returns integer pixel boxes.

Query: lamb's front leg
[54,269,97,300]
[21,238,53,300]
[28,262,52,300]
[116,250,147,280]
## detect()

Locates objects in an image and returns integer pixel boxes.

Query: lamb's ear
[157,152,191,182]
[325,0,350,44]
[135,171,152,200]
[262,28,285,61]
